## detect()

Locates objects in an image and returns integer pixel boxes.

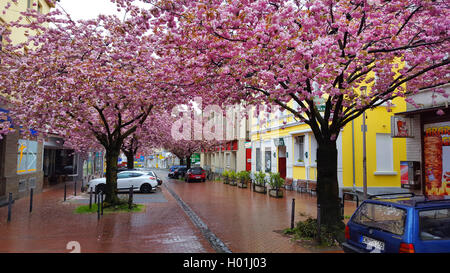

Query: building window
[255,148,261,172]
[294,135,305,164]
[17,139,38,174]
[264,150,271,173]
[375,133,394,173]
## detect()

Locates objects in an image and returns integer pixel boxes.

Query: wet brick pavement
[0,170,357,253]
[157,169,357,253]
[0,182,214,253]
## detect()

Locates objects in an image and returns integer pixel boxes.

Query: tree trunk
[104,148,121,205]
[186,155,191,169]
[179,157,184,165]
[125,152,134,169]
[316,141,344,230]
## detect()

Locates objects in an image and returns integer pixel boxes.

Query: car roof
[367,194,450,209]
[120,170,149,174]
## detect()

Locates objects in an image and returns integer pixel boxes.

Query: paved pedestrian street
[0,169,357,253]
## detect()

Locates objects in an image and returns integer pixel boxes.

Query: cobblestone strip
[163,183,232,253]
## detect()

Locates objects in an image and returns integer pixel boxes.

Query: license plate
[361,236,385,252]
[195,176,201,179]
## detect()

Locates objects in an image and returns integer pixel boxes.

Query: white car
[86,171,158,194]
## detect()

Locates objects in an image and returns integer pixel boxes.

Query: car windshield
[352,202,406,236]
[419,208,450,241]
[191,168,203,174]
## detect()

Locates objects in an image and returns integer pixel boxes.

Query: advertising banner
[424,121,450,196]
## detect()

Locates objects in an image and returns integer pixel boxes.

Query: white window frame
[375,133,397,176]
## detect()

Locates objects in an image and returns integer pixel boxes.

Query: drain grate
[163,183,232,253]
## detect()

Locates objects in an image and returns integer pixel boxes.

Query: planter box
[254,184,267,194]
[269,189,284,198]
[223,178,229,184]
[229,179,237,186]
[238,182,248,188]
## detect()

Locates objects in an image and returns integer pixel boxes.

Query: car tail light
[149,176,155,180]
[399,243,415,253]
[345,225,350,240]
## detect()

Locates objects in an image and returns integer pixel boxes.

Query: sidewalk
[158,170,358,253]
[0,182,214,253]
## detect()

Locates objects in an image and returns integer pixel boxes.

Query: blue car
[343,193,450,253]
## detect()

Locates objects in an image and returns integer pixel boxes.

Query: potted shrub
[222,170,230,184]
[237,171,250,188]
[253,171,267,194]
[229,170,237,186]
[268,172,285,198]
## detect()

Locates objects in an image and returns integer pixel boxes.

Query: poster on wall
[424,121,450,196]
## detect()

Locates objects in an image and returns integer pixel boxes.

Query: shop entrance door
[278,146,287,179]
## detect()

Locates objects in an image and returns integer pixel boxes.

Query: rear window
[419,208,450,241]
[191,168,203,174]
[352,202,406,236]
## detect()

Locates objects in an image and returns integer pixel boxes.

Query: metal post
[81,179,84,193]
[89,188,93,210]
[95,192,98,204]
[29,188,33,213]
[101,191,104,216]
[362,87,368,199]
[7,193,12,222]
[74,180,77,197]
[97,191,101,220]
[128,186,133,210]
[317,204,321,244]
[352,120,356,192]
[64,183,67,202]
[291,198,295,229]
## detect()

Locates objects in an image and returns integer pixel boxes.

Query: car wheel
[202,179,206,182]
[140,183,153,193]
[95,184,106,194]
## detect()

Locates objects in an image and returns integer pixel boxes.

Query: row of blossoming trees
[1,0,449,231]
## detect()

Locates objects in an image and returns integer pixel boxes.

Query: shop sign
[391,116,413,138]
[423,121,450,196]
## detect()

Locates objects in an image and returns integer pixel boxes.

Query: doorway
[278,146,287,179]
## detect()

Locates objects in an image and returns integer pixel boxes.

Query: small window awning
[394,105,448,116]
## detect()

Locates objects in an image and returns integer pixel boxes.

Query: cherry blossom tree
[127,0,450,231]
[0,2,186,205]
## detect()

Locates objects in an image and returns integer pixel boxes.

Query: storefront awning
[395,105,448,117]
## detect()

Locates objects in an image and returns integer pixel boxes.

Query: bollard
[29,188,34,213]
[290,198,295,229]
[317,204,321,244]
[74,180,77,197]
[7,192,12,222]
[89,188,93,210]
[81,179,84,193]
[97,191,101,220]
[128,186,133,210]
[64,183,67,202]
[101,191,104,216]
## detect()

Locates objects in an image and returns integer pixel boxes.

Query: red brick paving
[0,182,214,253]
[0,172,357,253]
[161,171,357,253]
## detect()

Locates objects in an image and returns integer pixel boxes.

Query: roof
[368,194,450,208]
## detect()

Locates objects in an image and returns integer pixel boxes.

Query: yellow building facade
[250,91,407,194]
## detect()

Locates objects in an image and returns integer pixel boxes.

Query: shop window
[17,139,38,174]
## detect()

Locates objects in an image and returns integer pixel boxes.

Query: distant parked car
[86,171,158,194]
[171,167,188,179]
[185,167,206,183]
[342,193,450,253]
[168,165,186,177]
